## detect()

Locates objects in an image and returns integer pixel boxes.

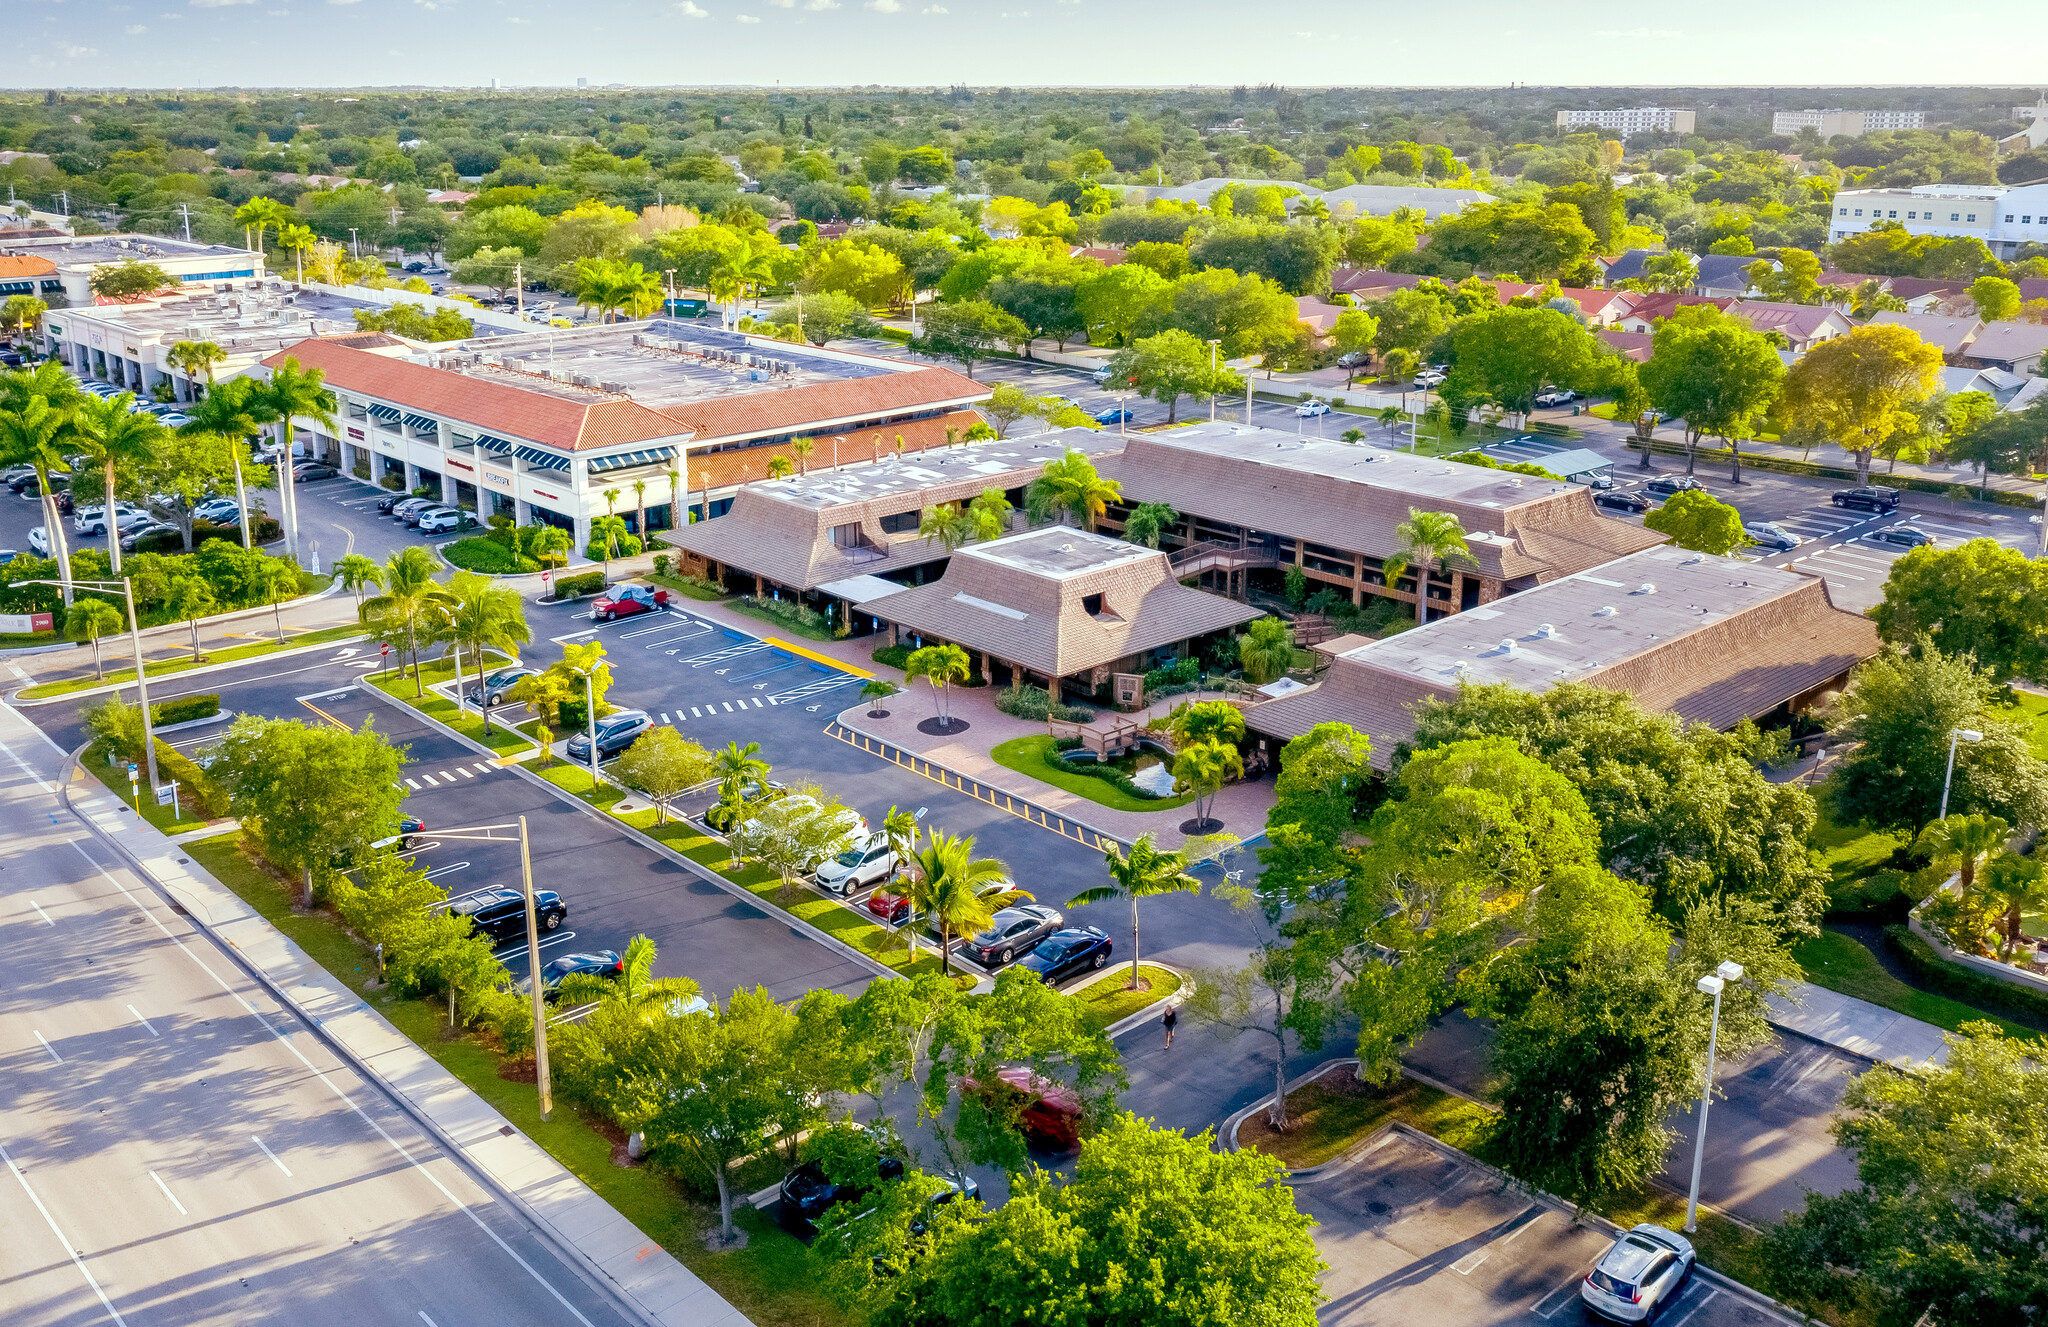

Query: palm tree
[507,671,571,761]
[258,356,338,562]
[967,487,1012,541]
[337,553,383,607]
[880,803,923,960]
[64,598,125,680]
[906,643,969,730]
[277,223,318,284]
[0,393,78,602]
[1172,738,1241,831]
[179,377,262,549]
[1025,449,1122,530]
[1070,834,1202,992]
[165,575,215,662]
[1383,508,1475,626]
[913,830,1016,976]
[165,339,226,404]
[552,933,701,1014]
[709,237,777,326]
[862,679,899,716]
[1122,501,1179,549]
[765,455,794,480]
[1295,196,1331,223]
[631,478,648,543]
[790,436,816,476]
[359,546,454,697]
[1981,854,2048,959]
[233,196,292,255]
[446,571,532,737]
[918,502,973,554]
[1914,813,2011,894]
[712,740,771,864]
[68,391,165,575]
[1237,616,1294,684]
[666,467,684,529]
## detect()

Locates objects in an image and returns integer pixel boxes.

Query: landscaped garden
[990,734,1195,814]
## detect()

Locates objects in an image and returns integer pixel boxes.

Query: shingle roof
[658,365,986,443]
[1867,311,1984,355]
[1726,301,1851,342]
[1961,320,2048,365]
[1597,328,1653,362]
[1886,277,1971,302]
[261,338,690,451]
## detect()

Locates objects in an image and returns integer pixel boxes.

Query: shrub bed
[736,594,829,635]
[551,571,606,600]
[1884,923,2048,1024]
[151,693,220,726]
[995,681,1094,723]
[132,515,284,556]
[442,536,539,575]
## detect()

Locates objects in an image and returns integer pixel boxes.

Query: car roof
[448,888,520,913]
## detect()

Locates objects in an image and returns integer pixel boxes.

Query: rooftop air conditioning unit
[1594,605,1618,617]
[1635,583,1656,595]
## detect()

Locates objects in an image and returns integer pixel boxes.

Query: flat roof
[1338,546,1815,688]
[429,319,899,410]
[53,282,527,355]
[0,233,253,266]
[1133,422,1572,511]
[962,526,1155,579]
[741,429,1124,513]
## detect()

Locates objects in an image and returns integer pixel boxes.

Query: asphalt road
[0,706,640,1327]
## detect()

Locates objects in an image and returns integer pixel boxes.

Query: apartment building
[1829,181,2048,259]
[1553,108,1696,137]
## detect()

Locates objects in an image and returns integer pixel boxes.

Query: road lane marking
[405,777,420,790]
[458,768,474,778]
[28,898,53,925]
[33,1031,61,1063]
[420,1314,441,1327]
[691,707,702,717]
[149,1170,187,1216]
[128,1005,159,1036]
[1667,1285,1718,1327]
[252,1135,293,1178]
[0,1138,131,1326]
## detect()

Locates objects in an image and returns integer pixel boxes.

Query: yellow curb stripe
[763,637,872,678]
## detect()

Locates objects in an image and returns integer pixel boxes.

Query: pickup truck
[591,583,670,621]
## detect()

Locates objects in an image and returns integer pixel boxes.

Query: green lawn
[1237,1072,1496,1171]
[20,624,367,699]
[77,738,222,834]
[366,654,536,756]
[0,632,58,649]
[1074,964,1180,1033]
[647,571,729,602]
[2003,691,2048,761]
[1812,804,1908,888]
[1794,929,2039,1040]
[180,831,849,1327]
[989,735,1194,814]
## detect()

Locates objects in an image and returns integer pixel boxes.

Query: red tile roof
[659,365,986,443]
[0,255,57,280]
[1597,329,1654,362]
[261,338,688,451]
[685,410,987,492]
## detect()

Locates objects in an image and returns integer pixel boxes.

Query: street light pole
[1684,959,1745,1233]
[519,814,553,1121]
[585,671,600,792]
[1939,727,1984,822]
[1207,339,1221,421]
[26,576,158,791]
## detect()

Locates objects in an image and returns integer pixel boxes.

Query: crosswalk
[404,759,502,790]
[654,697,772,723]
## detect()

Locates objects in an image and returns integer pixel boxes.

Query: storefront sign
[482,469,513,491]
[0,611,54,634]
[347,427,364,440]
[531,487,560,501]
[447,458,474,472]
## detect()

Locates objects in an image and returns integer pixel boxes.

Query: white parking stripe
[1668,1286,1720,1327]
[458,768,474,779]
[722,702,734,712]
[659,713,669,723]
[691,707,702,717]
[474,762,494,773]
[405,777,420,790]
[439,771,456,781]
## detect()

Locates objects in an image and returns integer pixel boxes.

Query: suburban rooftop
[1338,546,1822,687]
[0,232,252,265]
[60,282,526,351]
[739,430,1124,512]
[421,318,901,409]
[962,526,1156,579]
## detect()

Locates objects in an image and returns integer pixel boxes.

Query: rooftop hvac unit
[599,380,625,394]
[549,367,573,382]
[480,354,501,367]
[633,334,649,347]
[572,373,598,388]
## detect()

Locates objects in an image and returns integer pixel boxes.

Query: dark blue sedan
[1093,407,1136,425]
[1014,927,1113,985]
[520,950,623,1001]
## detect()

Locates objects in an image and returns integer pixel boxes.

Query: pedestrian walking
[1162,1004,1178,1049]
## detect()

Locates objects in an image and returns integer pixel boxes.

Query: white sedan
[1295,400,1332,417]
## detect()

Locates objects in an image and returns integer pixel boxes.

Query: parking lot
[1297,1127,1796,1327]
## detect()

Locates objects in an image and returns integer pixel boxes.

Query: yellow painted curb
[763,637,872,679]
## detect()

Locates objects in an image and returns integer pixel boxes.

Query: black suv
[1833,485,1901,513]
[1644,475,1702,498]
[446,887,566,942]
[1594,490,1652,515]
[778,1154,908,1235]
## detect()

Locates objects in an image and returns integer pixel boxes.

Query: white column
[514,496,532,525]
[571,510,593,561]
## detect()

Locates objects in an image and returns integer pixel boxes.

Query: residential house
[1612,293,1734,333]
[1884,277,1974,312]
[1596,329,1654,362]
[1958,320,2048,376]
[1725,301,1853,352]
[1867,311,1984,360]
[1599,250,1761,298]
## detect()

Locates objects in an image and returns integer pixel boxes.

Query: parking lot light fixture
[1684,959,1745,1233]
[22,575,156,792]
[1939,728,1985,822]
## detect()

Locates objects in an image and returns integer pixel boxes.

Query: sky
[12,0,2048,91]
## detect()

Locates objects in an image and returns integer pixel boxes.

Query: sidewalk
[1767,981,1951,1067]
[42,718,751,1327]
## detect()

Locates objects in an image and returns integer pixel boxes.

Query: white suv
[1580,1225,1695,1323]
[815,834,898,895]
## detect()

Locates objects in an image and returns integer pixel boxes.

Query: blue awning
[587,446,679,475]
[402,413,438,433]
[513,445,571,472]
[476,435,516,455]
[366,403,401,424]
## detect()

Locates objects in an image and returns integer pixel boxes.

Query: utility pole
[348,227,359,259]
[520,815,553,1121]
[514,260,523,318]
[1208,339,1221,421]
[177,202,193,242]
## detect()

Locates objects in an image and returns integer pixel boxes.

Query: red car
[867,886,913,924]
[965,1067,1085,1153]
[592,583,670,622]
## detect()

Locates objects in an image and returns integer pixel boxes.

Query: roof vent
[1635,582,1657,595]
[1594,605,1618,617]
[1535,622,1557,638]
[1060,543,1076,552]
[1505,477,1523,487]
[1498,638,1518,655]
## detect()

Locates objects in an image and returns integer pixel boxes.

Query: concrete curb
[352,678,903,987]
[8,632,373,706]
[1066,961,1191,1040]
[49,741,686,1327]
[152,708,235,735]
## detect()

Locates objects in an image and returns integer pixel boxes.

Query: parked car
[1579,1225,1695,1323]
[964,1066,1085,1152]
[0,465,35,487]
[1090,364,1117,384]
[960,904,1065,967]
[1832,485,1901,513]
[193,497,240,524]
[74,508,153,537]
[404,261,427,273]
[415,507,479,535]
[565,709,655,763]
[1295,400,1331,417]
[1014,926,1114,985]
[120,520,178,551]
[1593,490,1653,515]
[467,666,541,708]
[1533,388,1579,407]
[815,833,899,895]
[0,550,15,565]
[591,583,670,622]
[446,886,566,942]
[521,950,624,1003]
[1644,475,1703,498]
[293,462,339,482]
[1867,524,1935,549]
[374,493,410,514]
[1093,407,1136,425]
[778,1144,908,1235]
[1412,369,1447,388]
[1335,349,1370,368]
[11,471,66,495]
[369,816,426,852]
[1742,521,1803,551]
[27,526,49,556]
[866,885,914,924]
[391,497,437,522]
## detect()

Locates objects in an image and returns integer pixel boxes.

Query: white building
[1773,109,1925,139]
[0,233,265,306]
[1829,181,2048,259]
[1553,108,1696,137]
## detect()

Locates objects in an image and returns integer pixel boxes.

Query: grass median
[1073,964,1180,1033]
[181,829,850,1327]
[366,652,536,756]
[19,623,367,700]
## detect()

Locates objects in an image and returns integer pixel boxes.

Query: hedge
[995,681,1094,723]
[1882,923,2048,1024]
[442,536,539,575]
[133,515,284,556]
[151,693,220,726]
[551,571,606,600]
[1051,742,1170,800]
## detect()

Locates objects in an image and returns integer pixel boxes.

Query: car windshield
[1588,1268,1634,1297]
[1035,943,1070,962]
[833,848,866,867]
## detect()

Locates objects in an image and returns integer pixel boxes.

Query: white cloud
[61,42,99,54]
[124,22,147,31]
[766,0,793,7]
[676,1,709,14]
[189,0,256,8]
[326,0,361,5]
[865,0,899,10]
[736,11,759,18]
[507,12,527,19]
[922,4,943,10]
[801,0,838,10]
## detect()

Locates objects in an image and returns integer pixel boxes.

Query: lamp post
[1207,339,1221,421]
[1684,959,1745,1233]
[23,576,157,793]
[1939,727,1984,822]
